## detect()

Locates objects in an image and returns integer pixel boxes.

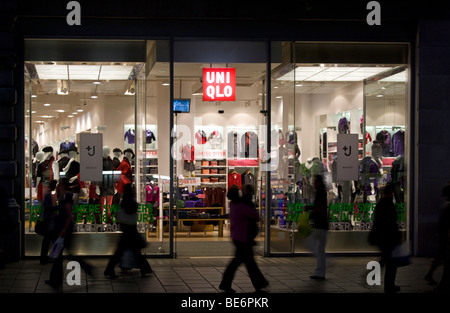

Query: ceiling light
[56,109,65,113]
[377,95,384,97]
[31,111,36,113]
[32,95,37,98]
[276,66,392,82]
[72,112,78,114]
[162,82,170,86]
[93,81,102,85]
[34,64,134,81]
[68,115,74,117]
[91,95,98,99]
[41,115,54,118]
[44,103,51,106]
[77,109,83,112]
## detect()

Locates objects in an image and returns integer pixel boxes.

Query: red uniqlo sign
[203,68,236,101]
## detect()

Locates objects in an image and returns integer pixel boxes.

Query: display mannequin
[57,149,70,176]
[146,180,160,228]
[112,148,122,169]
[32,151,45,187]
[96,146,115,223]
[182,141,195,177]
[360,140,383,203]
[116,148,134,196]
[36,146,58,202]
[63,145,80,205]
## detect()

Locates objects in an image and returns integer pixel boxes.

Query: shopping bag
[296,211,312,238]
[48,236,64,259]
[391,242,411,267]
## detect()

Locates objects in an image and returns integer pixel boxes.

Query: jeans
[311,228,328,277]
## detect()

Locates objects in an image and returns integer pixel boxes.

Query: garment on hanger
[208,130,223,149]
[392,130,405,157]
[376,130,392,156]
[338,117,349,134]
[227,130,241,158]
[145,183,160,206]
[195,130,207,145]
[360,155,383,196]
[59,140,75,152]
[146,129,156,144]
[228,171,242,190]
[241,131,258,158]
[241,171,256,193]
[365,132,372,145]
[124,129,135,144]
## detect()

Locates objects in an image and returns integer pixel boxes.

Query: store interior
[24,41,408,257]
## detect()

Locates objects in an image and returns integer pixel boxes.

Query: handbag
[296,211,312,238]
[391,242,411,267]
[48,236,64,259]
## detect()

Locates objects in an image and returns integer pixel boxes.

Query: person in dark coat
[104,183,152,278]
[371,183,402,293]
[309,174,329,280]
[219,185,268,293]
[425,182,450,291]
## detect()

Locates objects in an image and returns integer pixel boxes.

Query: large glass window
[23,39,172,257]
[269,42,409,254]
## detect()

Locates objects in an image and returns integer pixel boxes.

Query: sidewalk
[0,255,445,294]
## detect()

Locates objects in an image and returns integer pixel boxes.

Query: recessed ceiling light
[72,112,78,114]
[32,95,37,98]
[31,111,36,113]
[44,103,51,106]
[93,81,102,85]
[68,115,74,118]
[377,95,384,97]
[162,83,170,86]
[56,109,65,113]
[91,95,98,99]
[295,84,303,87]
[77,109,83,112]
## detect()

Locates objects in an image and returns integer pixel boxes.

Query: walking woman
[219,184,268,293]
[104,183,152,278]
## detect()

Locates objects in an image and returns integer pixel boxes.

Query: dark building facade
[1,0,450,261]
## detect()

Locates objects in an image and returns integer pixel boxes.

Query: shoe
[104,271,119,279]
[385,286,401,293]
[255,280,269,292]
[310,275,326,280]
[141,269,153,277]
[425,274,437,285]
[219,285,236,293]
[45,280,61,289]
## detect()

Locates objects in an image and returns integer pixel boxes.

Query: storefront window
[22,39,172,257]
[269,42,409,254]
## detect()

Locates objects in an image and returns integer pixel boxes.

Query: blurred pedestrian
[309,174,329,280]
[46,178,93,289]
[219,184,268,293]
[104,183,152,278]
[425,182,450,291]
[39,179,58,264]
[371,183,402,293]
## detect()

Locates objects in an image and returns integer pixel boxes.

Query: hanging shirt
[241,131,258,158]
[228,172,242,190]
[208,130,223,149]
[146,129,156,144]
[376,130,392,157]
[227,130,241,158]
[392,130,405,157]
[195,130,207,145]
[124,129,135,144]
[60,141,75,152]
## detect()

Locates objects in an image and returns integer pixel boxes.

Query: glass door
[172,40,268,257]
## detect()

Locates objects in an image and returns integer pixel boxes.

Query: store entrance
[170,41,269,257]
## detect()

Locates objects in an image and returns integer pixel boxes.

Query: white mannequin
[64,149,79,183]
[35,148,59,192]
